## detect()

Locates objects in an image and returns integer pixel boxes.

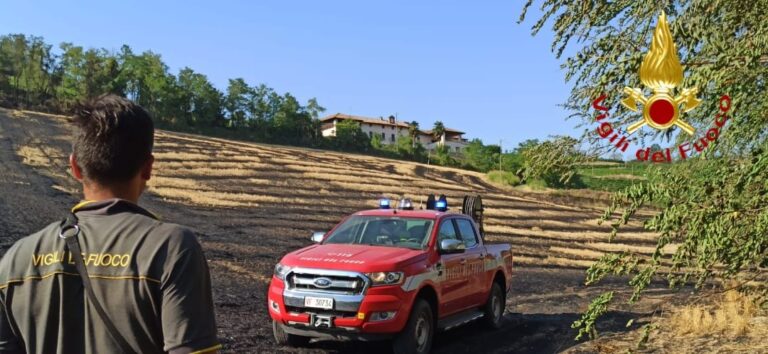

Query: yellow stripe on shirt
[190,344,223,354]
[71,200,95,212]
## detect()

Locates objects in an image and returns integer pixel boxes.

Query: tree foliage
[521,0,768,339]
[519,136,587,187]
[1,32,612,185]
[0,34,324,146]
[463,139,501,172]
[408,121,420,148]
[431,144,459,167]
[432,121,446,141]
[333,120,371,152]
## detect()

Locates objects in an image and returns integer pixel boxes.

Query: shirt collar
[71,199,158,220]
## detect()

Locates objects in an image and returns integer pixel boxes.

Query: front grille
[287,271,367,295]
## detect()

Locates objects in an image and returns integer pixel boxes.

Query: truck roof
[354,209,467,219]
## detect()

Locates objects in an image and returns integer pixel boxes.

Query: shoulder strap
[59,213,137,354]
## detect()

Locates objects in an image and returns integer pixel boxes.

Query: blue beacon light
[379,199,391,209]
[435,200,448,212]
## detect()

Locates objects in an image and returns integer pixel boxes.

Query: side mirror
[311,232,326,243]
[439,239,465,254]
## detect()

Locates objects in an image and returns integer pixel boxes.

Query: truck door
[455,218,486,307]
[436,218,470,316]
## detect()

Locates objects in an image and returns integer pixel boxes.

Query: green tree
[57,44,119,109]
[370,132,383,150]
[432,121,446,142]
[391,135,426,161]
[463,139,501,172]
[306,97,326,141]
[176,67,224,127]
[305,97,325,120]
[334,120,370,151]
[431,144,458,167]
[408,121,420,148]
[224,78,252,128]
[20,36,56,109]
[0,34,58,109]
[519,136,586,187]
[515,139,540,153]
[273,93,316,144]
[116,48,178,123]
[501,152,525,174]
[0,35,30,106]
[0,33,328,151]
[521,0,768,339]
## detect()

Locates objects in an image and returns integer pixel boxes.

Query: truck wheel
[482,282,505,329]
[393,299,434,354]
[272,320,310,347]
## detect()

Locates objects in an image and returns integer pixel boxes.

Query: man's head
[69,94,155,202]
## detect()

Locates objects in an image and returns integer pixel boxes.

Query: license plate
[304,296,333,310]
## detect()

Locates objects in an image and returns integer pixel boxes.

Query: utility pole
[499,139,503,171]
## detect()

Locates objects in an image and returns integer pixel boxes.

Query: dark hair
[71,94,154,185]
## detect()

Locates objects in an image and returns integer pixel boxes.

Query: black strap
[60,213,137,354]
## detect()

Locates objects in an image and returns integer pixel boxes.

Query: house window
[368,131,373,138]
[381,132,385,140]
[391,134,395,142]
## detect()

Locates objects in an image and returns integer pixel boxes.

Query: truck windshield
[324,216,434,250]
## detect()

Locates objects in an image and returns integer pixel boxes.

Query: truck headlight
[367,272,404,286]
[370,311,397,322]
[274,263,292,280]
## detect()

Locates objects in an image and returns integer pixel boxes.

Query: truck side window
[455,219,478,248]
[437,219,460,242]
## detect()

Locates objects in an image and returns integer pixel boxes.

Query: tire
[272,320,310,347]
[393,299,434,354]
[482,282,505,329]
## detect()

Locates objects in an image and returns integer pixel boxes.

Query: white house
[421,128,468,153]
[320,113,469,153]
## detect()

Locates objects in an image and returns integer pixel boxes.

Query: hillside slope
[3,108,662,267]
[0,108,670,353]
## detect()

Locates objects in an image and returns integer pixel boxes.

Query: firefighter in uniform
[0,95,221,354]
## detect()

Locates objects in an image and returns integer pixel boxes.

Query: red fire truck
[268,195,513,354]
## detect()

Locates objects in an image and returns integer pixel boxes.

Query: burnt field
[0,109,685,353]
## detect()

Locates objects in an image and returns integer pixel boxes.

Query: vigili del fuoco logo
[591,11,731,163]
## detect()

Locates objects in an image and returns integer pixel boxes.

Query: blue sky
[1,1,579,151]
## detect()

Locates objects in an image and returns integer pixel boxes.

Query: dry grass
[148,131,669,267]
[511,255,596,268]
[7,109,669,269]
[485,224,661,244]
[17,145,59,167]
[548,246,605,260]
[669,290,759,338]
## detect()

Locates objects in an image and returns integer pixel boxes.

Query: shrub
[487,171,521,187]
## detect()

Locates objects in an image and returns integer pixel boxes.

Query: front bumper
[279,322,394,342]
[268,277,416,336]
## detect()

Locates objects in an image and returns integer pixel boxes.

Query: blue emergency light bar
[379,199,391,209]
[435,196,448,212]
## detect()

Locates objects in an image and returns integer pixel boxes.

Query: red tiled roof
[320,113,410,128]
[321,113,464,135]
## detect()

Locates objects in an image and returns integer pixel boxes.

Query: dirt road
[0,109,680,353]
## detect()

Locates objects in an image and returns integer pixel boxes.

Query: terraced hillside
[149,131,666,267]
[0,108,670,353]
